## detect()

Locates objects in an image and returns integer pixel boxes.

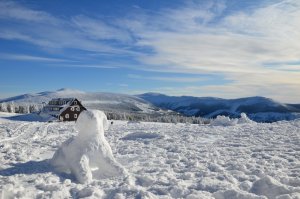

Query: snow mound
[211,113,254,126]
[211,116,238,126]
[122,132,162,140]
[50,110,126,183]
[238,113,254,124]
[250,176,295,199]
[213,189,267,199]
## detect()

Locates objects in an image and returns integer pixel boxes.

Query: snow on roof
[49,98,75,102]
[58,99,75,114]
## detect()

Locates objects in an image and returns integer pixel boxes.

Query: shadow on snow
[4,113,46,122]
[0,160,75,181]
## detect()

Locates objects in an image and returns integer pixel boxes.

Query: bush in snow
[22,105,30,114]
[7,102,15,113]
[50,110,126,184]
[0,103,35,113]
[0,103,7,112]
[18,105,28,113]
[29,104,39,113]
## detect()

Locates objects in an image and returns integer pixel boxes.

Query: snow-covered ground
[0,112,300,198]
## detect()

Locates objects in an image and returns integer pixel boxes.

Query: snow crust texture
[0,112,300,198]
[50,110,126,183]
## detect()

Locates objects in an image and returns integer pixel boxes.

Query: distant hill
[0,88,167,115]
[138,93,300,122]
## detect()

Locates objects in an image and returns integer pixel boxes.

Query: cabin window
[74,101,77,105]
[71,107,74,111]
[59,116,63,121]
[74,114,77,119]
[65,114,69,119]
[76,107,80,111]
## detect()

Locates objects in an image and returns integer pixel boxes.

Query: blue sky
[0,0,299,103]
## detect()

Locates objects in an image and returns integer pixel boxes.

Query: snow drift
[50,110,126,183]
[211,113,254,126]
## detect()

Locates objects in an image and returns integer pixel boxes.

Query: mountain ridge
[138,92,300,122]
[1,89,300,122]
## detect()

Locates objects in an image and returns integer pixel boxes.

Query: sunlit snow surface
[0,113,300,198]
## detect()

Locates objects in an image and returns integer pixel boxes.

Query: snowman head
[76,110,109,137]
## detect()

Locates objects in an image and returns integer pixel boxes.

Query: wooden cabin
[42,98,86,121]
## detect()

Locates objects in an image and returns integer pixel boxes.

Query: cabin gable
[42,98,86,121]
[59,105,86,121]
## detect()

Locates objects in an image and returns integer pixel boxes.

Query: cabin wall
[59,100,86,121]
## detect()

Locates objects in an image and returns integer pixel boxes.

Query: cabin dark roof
[42,98,77,116]
[48,98,75,105]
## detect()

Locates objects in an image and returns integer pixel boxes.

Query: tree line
[105,111,210,124]
[0,102,40,113]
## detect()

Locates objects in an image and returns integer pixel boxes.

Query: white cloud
[0,53,72,62]
[123,0,300,102]
[0,1,130,54]
[56,64,118,69]
[128,74,208,83]
[133,1,300,72]
[138,83,300,103]
[72,15,132,42]
[0,1,58,23]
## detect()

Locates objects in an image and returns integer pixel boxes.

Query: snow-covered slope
[138,93,300,122]
[0,113,300,198]
[0,88,163,114]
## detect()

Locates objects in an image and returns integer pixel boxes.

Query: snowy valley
[0,112,299,198]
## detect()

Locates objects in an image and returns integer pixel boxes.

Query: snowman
[50,110,126,183]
